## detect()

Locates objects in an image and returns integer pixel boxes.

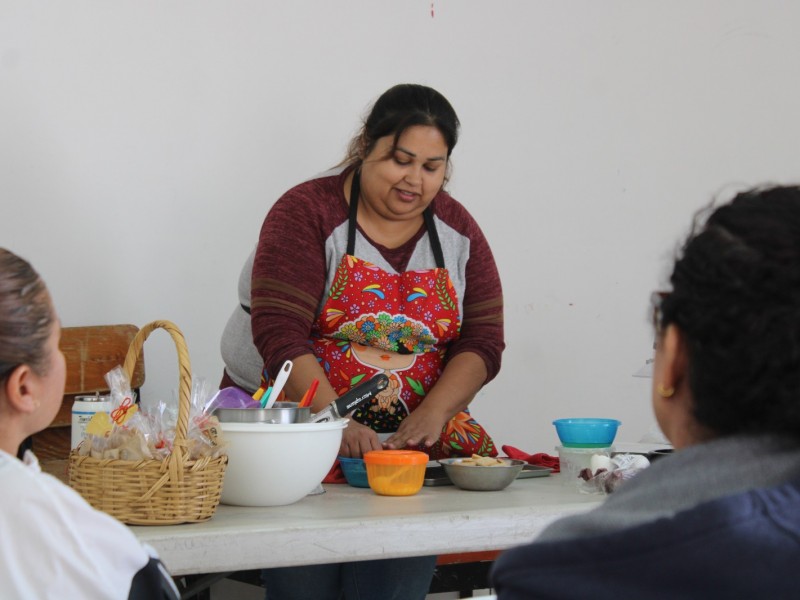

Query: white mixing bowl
[220,419,347,506]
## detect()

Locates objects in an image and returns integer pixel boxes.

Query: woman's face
[358,125,449,223]
[650,335,670,439]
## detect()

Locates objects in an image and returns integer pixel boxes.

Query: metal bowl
[214,401,311,424]
[438,458,526,491]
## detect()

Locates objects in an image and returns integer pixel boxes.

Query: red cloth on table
[502,445,560,473]
[323,460,347,484]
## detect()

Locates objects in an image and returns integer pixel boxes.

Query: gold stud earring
[657,384,675,398]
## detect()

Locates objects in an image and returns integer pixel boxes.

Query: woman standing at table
[219,83,505,599]
[0,248,179,600]
[220,83,504,460]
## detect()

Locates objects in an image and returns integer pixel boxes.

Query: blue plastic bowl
[552,418,621,448]
[338,456,370,488]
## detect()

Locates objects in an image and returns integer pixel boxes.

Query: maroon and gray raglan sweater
[220,168,505,392]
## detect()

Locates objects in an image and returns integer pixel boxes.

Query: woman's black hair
[657,186,800,437]
[342,84,460,169]
[0,248,54,380]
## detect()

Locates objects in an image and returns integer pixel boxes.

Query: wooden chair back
[32,324,145,463]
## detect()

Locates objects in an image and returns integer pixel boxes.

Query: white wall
[3,1,800,453]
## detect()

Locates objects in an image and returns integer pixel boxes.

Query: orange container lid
[363,450,428,465]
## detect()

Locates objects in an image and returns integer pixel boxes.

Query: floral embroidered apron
[310,172,496,459]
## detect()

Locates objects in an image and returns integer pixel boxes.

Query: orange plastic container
[363,450,428,496]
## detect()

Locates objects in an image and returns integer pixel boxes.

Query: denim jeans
[261,556,437,600]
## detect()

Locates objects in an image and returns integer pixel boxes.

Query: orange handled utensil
[298,379,319,408]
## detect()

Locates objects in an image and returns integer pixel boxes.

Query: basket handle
[122,320,192,464]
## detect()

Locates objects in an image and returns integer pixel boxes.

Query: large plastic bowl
[553,418,621,448]
[220,419,347,506]
[438,457,525,491]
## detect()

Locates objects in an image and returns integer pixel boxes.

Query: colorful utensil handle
[263,360,293,409]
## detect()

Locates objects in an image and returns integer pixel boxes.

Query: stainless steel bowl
[214,401,311,424]
[438,458,526,491]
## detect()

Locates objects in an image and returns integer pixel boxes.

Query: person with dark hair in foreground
[491,186,800,599]
[0,248,179,600]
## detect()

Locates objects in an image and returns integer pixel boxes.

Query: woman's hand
[383,351,488,450]
[382,403,449,450]
[276,355,381,458]
[339,420,383,458]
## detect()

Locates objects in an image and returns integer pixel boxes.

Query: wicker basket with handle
[68,320,227,525]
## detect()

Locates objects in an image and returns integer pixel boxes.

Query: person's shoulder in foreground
[492,475,800,600]
[0,448,175,599]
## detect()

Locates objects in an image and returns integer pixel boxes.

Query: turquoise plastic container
[338,456,370,488]
[553,418,621,448]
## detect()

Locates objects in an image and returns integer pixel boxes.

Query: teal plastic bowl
[338,456,369,488]
[553,418,621,448]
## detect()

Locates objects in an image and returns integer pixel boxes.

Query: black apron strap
[347,169,445,269]
[347,170,360,256]
[423,207,446,269]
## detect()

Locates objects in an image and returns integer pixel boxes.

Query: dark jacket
[491,477,800,599]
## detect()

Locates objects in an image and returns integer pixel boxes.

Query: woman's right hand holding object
[339,420,382,458]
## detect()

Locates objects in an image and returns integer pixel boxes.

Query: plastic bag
[186,378,226,459]
[203,386,261,413]
[577,453,650,494]
[79,368,226,461]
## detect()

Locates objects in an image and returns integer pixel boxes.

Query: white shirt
[0,449,151,599]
